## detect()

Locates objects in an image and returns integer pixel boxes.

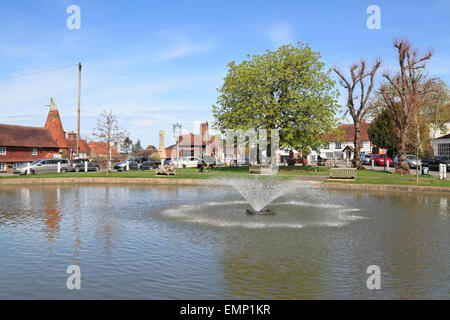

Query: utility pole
[76,62,82,158]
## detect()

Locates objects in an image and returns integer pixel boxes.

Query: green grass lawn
[2,165,449,187]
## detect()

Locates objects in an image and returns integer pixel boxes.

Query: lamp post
[173,123,182,169]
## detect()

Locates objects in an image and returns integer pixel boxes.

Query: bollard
[27,161,31,175]
[57,161,61,173]
[126,161,129,171]
[440,164,446,180]
[85,161,88,172]
[371,160,374,169]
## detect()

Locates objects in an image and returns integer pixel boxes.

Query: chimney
[200,122,209,145]
[68,131,77,140]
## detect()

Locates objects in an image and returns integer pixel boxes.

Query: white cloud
[152,30,216,62]
[268,21,295,47]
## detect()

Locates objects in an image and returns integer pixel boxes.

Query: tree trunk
[397,128,410,174]
[353,121,362,169]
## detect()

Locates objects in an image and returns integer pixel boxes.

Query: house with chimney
[166,122,224,161]
[0,98,90,172]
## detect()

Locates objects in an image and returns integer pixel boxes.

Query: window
[32,148,37,156]
[335,142,342,149]
[0,147,6,155]
[438,143,450,157]
[323,144,330,149]
[0,163,6,171]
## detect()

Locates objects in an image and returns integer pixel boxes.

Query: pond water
[0,184,448,299]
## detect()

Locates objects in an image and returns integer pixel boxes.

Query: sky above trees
[0,0,449,147]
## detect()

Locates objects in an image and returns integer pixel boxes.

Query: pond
[0,184,448,299]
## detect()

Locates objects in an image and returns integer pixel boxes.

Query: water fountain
[222,176,302,215]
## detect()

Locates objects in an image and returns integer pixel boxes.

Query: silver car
[13,158,73,175]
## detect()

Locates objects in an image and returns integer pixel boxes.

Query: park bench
[249,164,274,175]
[329,167,357,179]
[156,165,177,176]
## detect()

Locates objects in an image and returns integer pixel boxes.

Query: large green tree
[368,108,399,158]
[212,43,340,152]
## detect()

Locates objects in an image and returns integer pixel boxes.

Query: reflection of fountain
[223,176,300,213]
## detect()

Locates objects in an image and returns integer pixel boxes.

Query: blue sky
[0,0,449,148]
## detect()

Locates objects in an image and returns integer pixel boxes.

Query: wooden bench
[329,168,357,179]
[249,164,273,175]
[155,165,177,176]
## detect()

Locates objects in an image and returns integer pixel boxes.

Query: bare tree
[334,59,381,168]
[380,39,434,174]
[92,109,127,173]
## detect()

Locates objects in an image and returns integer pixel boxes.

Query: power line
[0,64,78,81]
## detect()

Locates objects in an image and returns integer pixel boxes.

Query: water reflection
[0,185,448,299]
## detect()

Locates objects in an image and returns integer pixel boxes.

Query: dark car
[114,157,149,171]
[71,159,100,172]
[142,159,162,170]
[202,155,217,167]
[421,157,450,171]
[163,157,175,166]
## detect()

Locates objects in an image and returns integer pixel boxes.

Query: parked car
[393,154,421,168]
[114,157,149,171]
[164,157,176,166]
[370,154,393,166]
[13,158,73,175]
[202,155,217,168]
[197,155,217,170]
[361,153,372,165]
[71,159,100,172]
[178,156,201,168]
[142,159,161,170]
[421,156,450,171]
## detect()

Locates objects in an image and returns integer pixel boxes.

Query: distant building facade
[433,133,450,157]
[168,122,224,161]
[88,142,120,160]
[308,122,372,162]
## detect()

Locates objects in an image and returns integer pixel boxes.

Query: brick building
[0,98,89,172]
[167,122,223,160]
[88,142,120,160]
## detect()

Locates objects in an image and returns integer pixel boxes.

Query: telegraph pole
[76,62,82,158]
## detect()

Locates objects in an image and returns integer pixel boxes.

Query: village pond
[0,184,448,299]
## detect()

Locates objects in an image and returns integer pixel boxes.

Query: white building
[433,134,450,157]
[308,122,372,162]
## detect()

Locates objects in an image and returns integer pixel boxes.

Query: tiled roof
[88,142,119,158]
[325,122,371,142]
[0,124,59,148]
[67,136,91,154]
